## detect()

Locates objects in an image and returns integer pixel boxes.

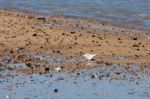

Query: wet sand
[0,10,150,99]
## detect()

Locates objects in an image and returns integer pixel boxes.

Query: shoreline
[0,10,150,75]
[1,9,150,32]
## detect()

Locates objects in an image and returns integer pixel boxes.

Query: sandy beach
[0,10,150,74]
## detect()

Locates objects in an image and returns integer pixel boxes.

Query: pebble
[54,89,59,93]
[132,44,139,47]
[105,62,112,66]
[91,75,97,79]
[132,37,138,40]
[70,31,75,34]
[32,33,37,36]
[45,67,50,72]
[26,63,32,67]
[76,72,80,76]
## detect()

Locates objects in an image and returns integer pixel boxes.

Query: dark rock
[105,73,110,77]
[32,33,37,36]
[91,75,96,79]
[70,31,75,34]
[118,38,121,40]
[9,49,14,53]
[135,55,139,57]
[54,89,58,93]
[132,44,139,47]
[132,37,138,40]
[99,75,104,80]
[56,77,64,81]
[77,72,80,76]
[56,50,60,53]
[45,67,49,72]
[105,62,112,65]
[91,59,95,61]
[26,63,32,67]
[92,35,96,37]
[115,72,121,75]
[74,42,78,44]
[39,72,43,75]
[136,48,140,51]
[62,33,65,35]
[50,74,53,77]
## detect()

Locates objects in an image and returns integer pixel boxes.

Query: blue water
[0,0,150,29]
[1,71,150,99]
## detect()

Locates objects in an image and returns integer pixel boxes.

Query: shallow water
[0,69,150,99]
[0,0,150,29]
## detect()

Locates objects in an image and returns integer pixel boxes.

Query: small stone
[115,72,121,75]
[91,75,96,79]
[92,35,96,37]
[26,63,32,67]
[74,42,78,44]
[105,62,112,65]
[147,53,150,55]
[135,55,139,57]
[50,74,53,77]
[9,50,14,53]
[70,31,75,34]
[26,62,31,67]
[99,75,104,80]
[91,58,95,61]
[56,77,64,81]
[54,89,58,93]
[56,50,60,53]
[132,37,138,40]
[118,38,121,40]
[132,44,139,47]
[77,72,80,76]
[62,33,65,35]
[45,67,49,72]
[39,72,43,75]
[32,33,37,36]
[105,73,110,77]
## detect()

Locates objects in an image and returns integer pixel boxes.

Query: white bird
[83,53,96,60]
[54,67,61,72]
